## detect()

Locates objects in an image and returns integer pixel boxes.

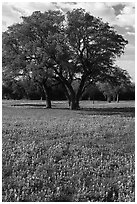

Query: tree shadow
[12,104,46,107]
[11,103,47,109]
[11,103,69,110]
[11,103,135,117]
[80,107,135,117]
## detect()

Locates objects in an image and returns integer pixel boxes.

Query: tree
[97,66,132,103]
[2,10,64,107]
[109,66,132,103]
[97,82,113,102]
[3,9,129,109]
[45,9,128,109]
[84,83,103,103]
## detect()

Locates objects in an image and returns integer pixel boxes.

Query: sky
[2,1,135,81]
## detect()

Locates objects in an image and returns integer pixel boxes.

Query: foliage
[2,101,135,202]
[2,81,135,101]
[97,67,132,102]
[2,9,129,109]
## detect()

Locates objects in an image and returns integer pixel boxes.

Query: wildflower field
[2,100,135,202]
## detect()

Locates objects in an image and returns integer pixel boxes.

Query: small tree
[83,83,101,103]
[97,82,114,103]
[97,66,132,103]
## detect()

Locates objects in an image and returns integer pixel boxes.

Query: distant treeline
[2,80,135,101]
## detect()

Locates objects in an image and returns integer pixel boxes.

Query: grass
[2,100,135,202]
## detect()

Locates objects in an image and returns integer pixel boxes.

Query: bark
[60,80,79,110]
[69,75,87,110]
[75,98,80,109]
[70,101,76,110]
[76,74,87,102]
[93,96,95,104]
[54,73,86,110]
[69,94,80,110]
[116,93,119,103]
[42,84,51,108]
[54,74,75,109]
[107,95,111,103]
[113,94,116,102]
[46,95,51,108]
[70,99,79,110]
[60,81,71,107]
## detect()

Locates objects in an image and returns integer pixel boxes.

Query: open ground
[2,100,135,202]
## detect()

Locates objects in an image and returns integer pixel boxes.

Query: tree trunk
[54,72,88,110]
[113,94,116,102]
[116,93,119,103]
[70,100,78,110]
[75,98,80,109]
[93,95,95,104]
[46,95,51,108]
[54,75,75,109]
[107,95,111,103]
[69,96,80,110]
[42,84,51,108]
[70,101,76,110]
[60,82,71,108]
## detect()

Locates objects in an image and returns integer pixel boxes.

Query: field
[2,100,135,202]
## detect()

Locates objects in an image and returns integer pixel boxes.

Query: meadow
[2,100,135,202]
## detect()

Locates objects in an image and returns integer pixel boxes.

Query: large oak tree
[3,9,129,109]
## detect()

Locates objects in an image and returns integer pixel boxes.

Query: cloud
[2,20,6,26]
[105,2,135,7]
[55,2,135,28]
[2,2,58,31]
[81,2,116,23]
[126,32,135,36]
[117,43,135,65]
[114,4,135,27]
[55,2,116,24]
[116,59,135,81]
[26,2,57,13]
[2,2,135,30]
[11,5,25,16]
[2,2,24,31]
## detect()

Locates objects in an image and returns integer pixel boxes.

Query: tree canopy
[2,9,130,109]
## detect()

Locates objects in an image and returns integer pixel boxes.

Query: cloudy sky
[2,1,135,81]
